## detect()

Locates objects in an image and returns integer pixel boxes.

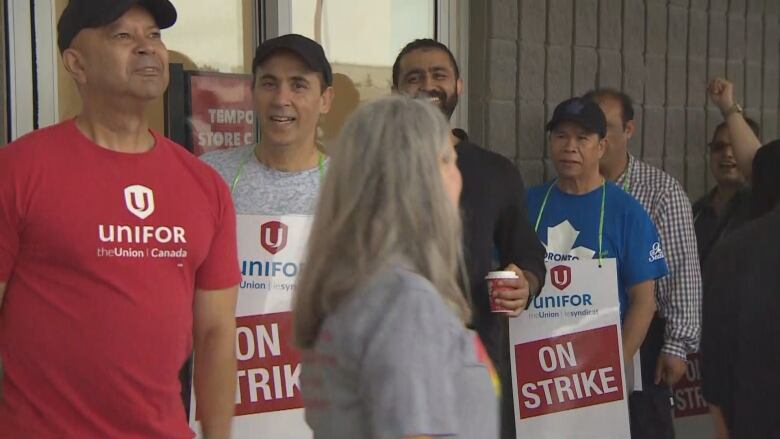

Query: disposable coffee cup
[485,270,518,313]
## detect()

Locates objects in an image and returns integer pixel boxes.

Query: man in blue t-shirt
[526,97,669,365]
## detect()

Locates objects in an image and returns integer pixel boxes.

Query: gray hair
[293,95,470,348]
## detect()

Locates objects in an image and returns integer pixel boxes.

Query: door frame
[5,1,59,141]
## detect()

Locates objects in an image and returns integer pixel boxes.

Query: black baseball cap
[57,0,177,53]
[252,34,333,87]
[546,97,607,138]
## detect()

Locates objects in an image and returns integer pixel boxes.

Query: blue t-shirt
[526,181,669,319]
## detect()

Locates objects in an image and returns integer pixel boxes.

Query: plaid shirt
[616,154,702,359]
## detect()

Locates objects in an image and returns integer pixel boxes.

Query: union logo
[124,185,155,220]
[260,220,288,255]
[550,265,572,290]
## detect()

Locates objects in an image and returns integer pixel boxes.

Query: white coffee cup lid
[485,270,519,280]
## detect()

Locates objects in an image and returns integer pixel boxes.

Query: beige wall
[469,0,780,200]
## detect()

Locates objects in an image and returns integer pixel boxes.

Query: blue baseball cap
[546,97,607,138]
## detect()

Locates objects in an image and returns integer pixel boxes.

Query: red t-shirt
[0,120,240,438]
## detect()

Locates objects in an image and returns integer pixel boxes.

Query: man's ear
[625,119,636,140]
[456,77,463,96]
[601,133,611,151]
[597,137,608,159]
[319,86,335,114]
[62,48,88,85]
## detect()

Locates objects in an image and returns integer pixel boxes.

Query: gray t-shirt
[200,145,325,215]
[301,264,499,439]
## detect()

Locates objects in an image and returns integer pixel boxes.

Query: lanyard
[230,147,325,193]
[534,179,607,267]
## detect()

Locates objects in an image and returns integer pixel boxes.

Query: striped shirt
[616,154,702,359]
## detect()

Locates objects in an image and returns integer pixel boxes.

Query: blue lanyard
[534,179,607,267]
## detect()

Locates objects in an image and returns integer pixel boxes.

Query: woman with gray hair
[293,96,499,439]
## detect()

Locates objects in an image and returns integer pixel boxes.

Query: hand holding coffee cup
[485,265,530,316]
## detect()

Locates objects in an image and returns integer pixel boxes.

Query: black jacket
[454,130,545,439]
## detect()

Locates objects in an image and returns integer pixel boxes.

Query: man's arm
[708,77,762,178]
[495,162,546,303]
[493,264,539,317]
[622,280,657,362]
[523,270,540,300]
[653,186,702,362]
[193,285,238,439]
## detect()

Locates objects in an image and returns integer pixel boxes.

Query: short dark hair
[582,88,635,128]
[712,117,761,142]
[392,39,460,88]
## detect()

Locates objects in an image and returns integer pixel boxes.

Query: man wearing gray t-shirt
[202,34,334,213]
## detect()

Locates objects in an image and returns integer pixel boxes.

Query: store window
[164,0,255,74]
[11,1,464,145]
[289,0,436,146]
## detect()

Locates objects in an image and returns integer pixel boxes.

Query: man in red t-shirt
[0,1,240,438]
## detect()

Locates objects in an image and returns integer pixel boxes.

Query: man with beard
[0,1,239,438]
[393,39,546,439]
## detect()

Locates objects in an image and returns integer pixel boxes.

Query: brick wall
[468,0,780,200]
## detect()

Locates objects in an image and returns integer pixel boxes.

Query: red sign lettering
[233,312,302,416]
[515,325,624,418]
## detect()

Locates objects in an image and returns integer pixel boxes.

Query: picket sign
[510,259,631,438]
[190,215,314,439]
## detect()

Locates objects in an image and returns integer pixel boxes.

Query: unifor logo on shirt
[648,242,665,262]
[95,185,189,259]
[543,220,604,262]
[260,220,288,255]
[124,185,155,219]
